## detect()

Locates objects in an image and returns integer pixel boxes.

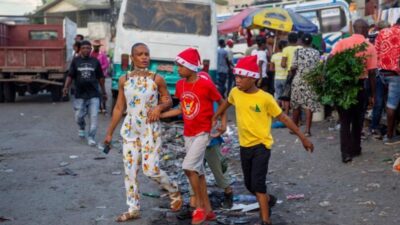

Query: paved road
[0,82,399,225]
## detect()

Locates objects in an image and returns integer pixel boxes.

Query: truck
[0,17,76,103]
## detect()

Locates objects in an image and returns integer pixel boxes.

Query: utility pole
[109,0,116,40]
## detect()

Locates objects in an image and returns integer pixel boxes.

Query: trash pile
[158,121,242,194]
[146,121,269,224]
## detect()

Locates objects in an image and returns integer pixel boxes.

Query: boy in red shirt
[161,48,226,224]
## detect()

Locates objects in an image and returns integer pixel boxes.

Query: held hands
[102,93,108,101]
[147,106,162,123]
[211,117,227,138]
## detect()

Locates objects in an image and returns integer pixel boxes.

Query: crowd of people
[217,18,400,164]
[60,17,399,225]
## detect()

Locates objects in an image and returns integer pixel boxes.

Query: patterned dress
[290,47,321,112]
[120,70,178,212]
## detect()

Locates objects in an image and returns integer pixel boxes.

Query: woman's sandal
[169,191,183,212]
[115,211,140,222]
[304,132,312,137]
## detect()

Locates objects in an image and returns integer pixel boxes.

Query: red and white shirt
[175,75,222,137]
[375,25,400,74]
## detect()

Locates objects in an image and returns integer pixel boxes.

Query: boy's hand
[301,137,314,153]
[147,106,161,123]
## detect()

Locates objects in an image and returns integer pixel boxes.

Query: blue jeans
[73,97,100,139]
[370,74,385,130]
[274,79,286,99]
[383,75,400,110]
[217,72,228,97]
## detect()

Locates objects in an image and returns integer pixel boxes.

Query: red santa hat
[233,55,260,79]
[175,48,201,72]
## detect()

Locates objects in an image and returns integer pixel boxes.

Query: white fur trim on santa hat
[175,56,199,72]
[233,68,260,79]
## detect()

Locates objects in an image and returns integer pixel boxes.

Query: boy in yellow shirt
[270,40,288,112]
[212,55,314,225]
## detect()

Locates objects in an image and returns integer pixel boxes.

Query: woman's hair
[131,42,148,54]
[302,33,313,46]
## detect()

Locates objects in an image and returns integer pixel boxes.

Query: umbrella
[217,8,259,34]
[242,8,318,33]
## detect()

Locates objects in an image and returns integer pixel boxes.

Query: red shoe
[191,208,206,224]
[206,211,216,221]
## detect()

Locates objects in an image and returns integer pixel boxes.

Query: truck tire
[51,85,62,102]
[0,84,4,103]
[3,83,16,103]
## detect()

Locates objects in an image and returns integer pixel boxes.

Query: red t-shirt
[175,75,222,137]
[375,25,400,74]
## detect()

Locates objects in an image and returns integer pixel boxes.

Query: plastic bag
[393,157,400,173]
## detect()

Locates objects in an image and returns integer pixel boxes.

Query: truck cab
[0,18,76,102]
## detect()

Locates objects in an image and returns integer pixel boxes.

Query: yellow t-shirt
[228,87,282,149]
[271,52,288,80]
[282,45,302,72]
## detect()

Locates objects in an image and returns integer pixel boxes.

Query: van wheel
[0,84,5,103]
[51,85,62,102]
[4,83,16,102]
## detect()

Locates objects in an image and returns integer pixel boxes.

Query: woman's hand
[104,134,112,145]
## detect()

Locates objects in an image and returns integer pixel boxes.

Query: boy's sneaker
[191,208,206,225]
[78,129,86,138]
[384,136,400,146]
[88,138,96,146]
[206,211,216,221]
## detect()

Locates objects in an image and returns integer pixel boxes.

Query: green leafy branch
[304,43,368,110]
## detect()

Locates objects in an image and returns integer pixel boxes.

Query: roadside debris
[393,157,400,173]
[59,162,69,167]
[0,216,13,222]
[57,168,78,176]
[319,201,331,207]
[286,194,305,200]
[142,192,160,198]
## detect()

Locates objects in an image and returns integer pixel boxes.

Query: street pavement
[0,80,399,225]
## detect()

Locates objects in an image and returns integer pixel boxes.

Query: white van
[112,0,218,95]
[285,0,351,52]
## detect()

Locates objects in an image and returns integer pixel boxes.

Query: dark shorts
[240,144,271,194]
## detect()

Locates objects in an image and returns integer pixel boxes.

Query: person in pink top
[91,40,110,76]
[91,40,110,113]
[330,19,377,163]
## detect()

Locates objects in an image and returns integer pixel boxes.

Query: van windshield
[123,0,212,36]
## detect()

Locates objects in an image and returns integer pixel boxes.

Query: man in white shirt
[251,35,268,91]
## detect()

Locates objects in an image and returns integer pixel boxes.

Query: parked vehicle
[219,0,351,53]
[0,18,76,102]
[285,0,351,52]
[113,0,218,98]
